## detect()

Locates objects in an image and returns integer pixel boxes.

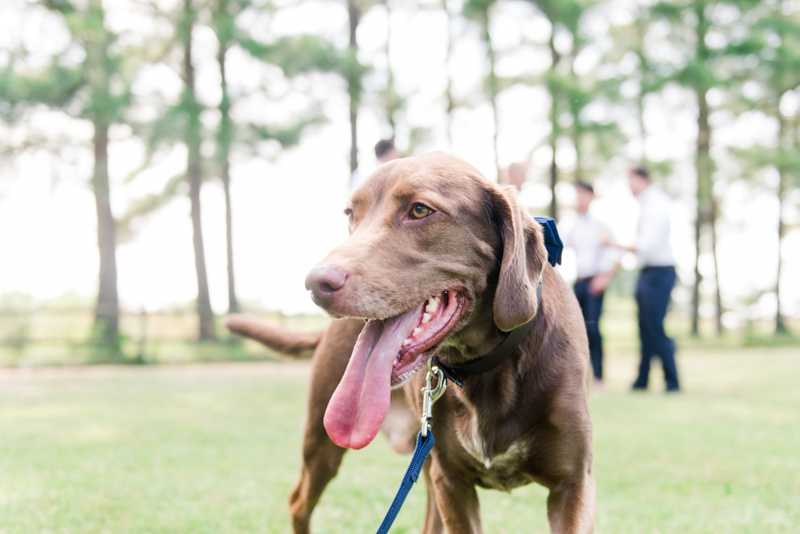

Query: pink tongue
[324,305,423,449]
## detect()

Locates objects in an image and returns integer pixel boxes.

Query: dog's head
[306,152,548,448]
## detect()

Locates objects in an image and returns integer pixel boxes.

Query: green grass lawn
[1,347,799,533]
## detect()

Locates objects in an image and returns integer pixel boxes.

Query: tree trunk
[691,5,712,337]
[86,0,119,353]
[569,56,582,183]
[218,36,238,315]
[635,13,648,164]
[775,181,785,333]
[711,198,723,335]
[549,127,558,220]
[636,74,647,164]
[775,114,787,333]
[691,201,702,336]
[348,0,360,177]
[92,118,120,348]
[183,0,216,341]
[693,86,722,336]
[222,167,237,314]
[692,86,712,337]
[443,0,454,151]
[384,0,396,138]
[484,15,500,177]
[572,129,582,182]
[548,36,560,220]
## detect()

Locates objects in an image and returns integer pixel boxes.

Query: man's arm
[591,224,622,294]
[589,261,620,295]
[599,233,635,252]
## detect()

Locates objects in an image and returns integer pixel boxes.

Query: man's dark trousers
[574,278,604,381]
[634,266,680,391]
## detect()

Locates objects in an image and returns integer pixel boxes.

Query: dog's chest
[456,417,533,490]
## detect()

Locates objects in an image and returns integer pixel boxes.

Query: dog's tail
[225,314,323,359]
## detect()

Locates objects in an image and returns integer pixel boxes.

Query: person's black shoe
[631,384,648,392]
[666,386,681,394]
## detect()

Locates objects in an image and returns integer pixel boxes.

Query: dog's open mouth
[323,289,467,450]
[392,290,465,387]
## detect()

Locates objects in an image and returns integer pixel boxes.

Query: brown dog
[228,152,594,533]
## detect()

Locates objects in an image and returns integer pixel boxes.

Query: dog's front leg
[289,320,362,533]
[421,458,444,534]
[288,431,346,534]
[545,474,596,534]
[429,458,482,534]
[288,385,348,534]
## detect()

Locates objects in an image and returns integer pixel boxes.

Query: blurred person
[499,162,543,215]
[499,162,528,191]
[563,182,620,390]
[604,167,680,393]
[349,138,399,193]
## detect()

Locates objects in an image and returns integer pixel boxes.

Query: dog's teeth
[402,338,411,346]
[425,300,437,312]
[413,327,421,336]
[422,313,431,323]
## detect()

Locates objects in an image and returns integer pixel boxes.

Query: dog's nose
[305,265,349,308]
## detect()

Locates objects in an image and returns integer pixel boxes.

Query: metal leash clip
[421,358,447,437]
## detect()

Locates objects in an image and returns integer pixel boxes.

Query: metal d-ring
[421,358,447,437]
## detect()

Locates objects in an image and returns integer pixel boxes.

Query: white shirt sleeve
[603,223,624,264]
[635,188,675,267]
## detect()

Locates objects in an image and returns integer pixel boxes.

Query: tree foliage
[2,0,799,347]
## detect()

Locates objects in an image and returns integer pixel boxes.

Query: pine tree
[652,0,758,336]
[464,0,502,175]
[443,0,457,151]
[179,0,216,340]
[729,0,800,333]
[563,21,625,185]
[212,0,339,315]
[214,0,239,315]
[526,0,582,219]
[119,0,339,327]
[380,0,402,138]
[607,2,668,166]
[0,0,133,356]
[347,0,364,179]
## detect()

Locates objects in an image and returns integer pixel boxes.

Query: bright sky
[1,0,798,326]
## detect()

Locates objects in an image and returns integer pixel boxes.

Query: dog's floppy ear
[487,185,548,332]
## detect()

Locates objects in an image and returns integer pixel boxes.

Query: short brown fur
[228,152,594,533]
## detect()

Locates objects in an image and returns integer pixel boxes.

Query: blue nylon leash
[374,430,436,534]
[375,360,446,533]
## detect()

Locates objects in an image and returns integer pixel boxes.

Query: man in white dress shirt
[563,182,620,389]
[604,167,680,392]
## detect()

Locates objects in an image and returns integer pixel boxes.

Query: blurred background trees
[0,0,138,358]
[211,0,338,319]
[730,0,800,334]
[1,0,799,361]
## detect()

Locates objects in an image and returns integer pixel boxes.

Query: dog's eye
[344,209,354,226]
[410,203,433,219]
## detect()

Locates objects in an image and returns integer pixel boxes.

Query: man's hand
[600,231,636,253]
[590,263,621,295]
[589,272,612,295]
